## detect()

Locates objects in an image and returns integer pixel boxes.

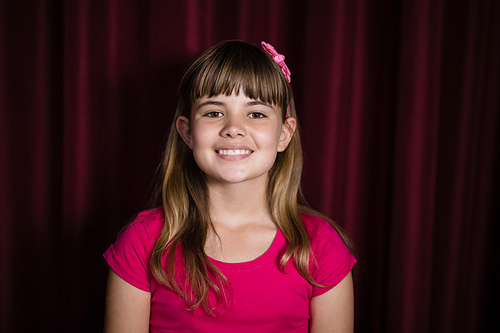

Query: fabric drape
[1,1,498,332]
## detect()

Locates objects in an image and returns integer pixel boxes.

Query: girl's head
[158,40,304,212]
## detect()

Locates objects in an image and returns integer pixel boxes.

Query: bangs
[180,41,290,112]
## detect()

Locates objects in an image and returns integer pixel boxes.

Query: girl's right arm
[104,268,151,333]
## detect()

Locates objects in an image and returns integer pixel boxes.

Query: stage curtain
[1,1,498,332]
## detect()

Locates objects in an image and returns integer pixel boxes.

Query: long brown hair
[150,40,353,313]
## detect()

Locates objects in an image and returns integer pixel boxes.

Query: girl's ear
[176,116,193,149]
[277,117,297,152]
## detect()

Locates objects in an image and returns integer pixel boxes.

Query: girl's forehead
[189,74,285,104]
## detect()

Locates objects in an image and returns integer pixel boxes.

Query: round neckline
[208,227,285,271]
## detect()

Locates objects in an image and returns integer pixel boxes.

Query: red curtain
[1,1,498,332]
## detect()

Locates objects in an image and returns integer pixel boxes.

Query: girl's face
[176,90,296,186]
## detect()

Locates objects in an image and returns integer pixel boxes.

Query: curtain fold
[1,1,498,332]
[387,1,443,331]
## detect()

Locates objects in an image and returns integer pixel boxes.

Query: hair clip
[261,41,291,117]
[261,41,291,83]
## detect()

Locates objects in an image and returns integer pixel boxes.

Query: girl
[104,40,356,333]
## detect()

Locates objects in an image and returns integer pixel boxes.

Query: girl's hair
[150,40,354,313]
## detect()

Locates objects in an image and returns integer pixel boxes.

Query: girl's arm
[309,272,354,333]
[104,269,151,333]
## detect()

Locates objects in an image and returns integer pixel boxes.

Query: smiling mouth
[216,149,253,155]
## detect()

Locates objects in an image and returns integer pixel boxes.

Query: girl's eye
[205,111,223,118]
[249,112,266,119]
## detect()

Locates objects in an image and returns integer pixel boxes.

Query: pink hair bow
[261,41,291,83]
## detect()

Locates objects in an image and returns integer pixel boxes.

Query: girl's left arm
[104,269,151,333]
[309,272,354,333]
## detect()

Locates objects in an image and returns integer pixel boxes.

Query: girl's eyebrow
[245,100,274,110]
[196,100,224,111]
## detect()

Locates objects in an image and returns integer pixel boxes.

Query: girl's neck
[204,178,277,263]
[207,178,272,228]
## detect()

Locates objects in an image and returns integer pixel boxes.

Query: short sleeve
[103,209,163,292]
[304,214,357,297]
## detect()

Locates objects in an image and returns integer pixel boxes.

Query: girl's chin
[205,173,269,186]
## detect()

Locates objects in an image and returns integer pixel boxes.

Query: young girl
[104,40,356,333]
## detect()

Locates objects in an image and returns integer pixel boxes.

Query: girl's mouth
[216,149,253,155]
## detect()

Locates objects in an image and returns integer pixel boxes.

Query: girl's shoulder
[104,208,165,291]
[120,207,165,243]
[300,212,346,250]
[133,207,165,227]
[299,212,356,293]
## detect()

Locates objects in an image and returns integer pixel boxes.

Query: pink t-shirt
[104,208,356,332]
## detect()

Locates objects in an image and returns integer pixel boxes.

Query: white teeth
[217,149,252,155]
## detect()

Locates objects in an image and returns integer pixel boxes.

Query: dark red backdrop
[1,1,499,332]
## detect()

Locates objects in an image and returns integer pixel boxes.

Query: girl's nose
[220,114,246,138]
